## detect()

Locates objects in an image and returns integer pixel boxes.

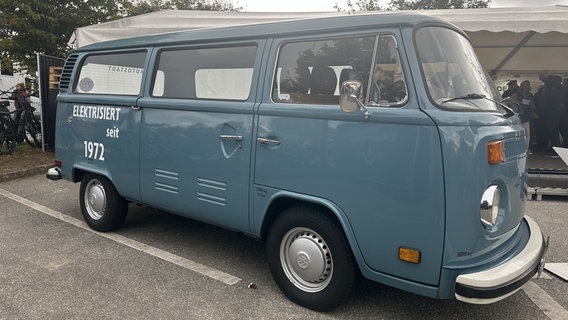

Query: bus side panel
[254,106,446,286]
[55,95,141,201]
[136,101,254,232]
[134,41,265,233]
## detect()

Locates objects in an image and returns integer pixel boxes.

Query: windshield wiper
[441,93,515,118]
[442,93,486,104]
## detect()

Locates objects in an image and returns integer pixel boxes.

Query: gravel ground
[0,144,54,182]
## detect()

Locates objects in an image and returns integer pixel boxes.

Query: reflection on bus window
[75,51,146,95]
[416,27,498,111]
[368,35,408,106]
[273,35,407,107]
[273,36,375,105]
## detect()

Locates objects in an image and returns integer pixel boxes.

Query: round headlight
[480,185,500,229]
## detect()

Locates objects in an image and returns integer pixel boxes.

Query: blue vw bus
[47,12,547,311]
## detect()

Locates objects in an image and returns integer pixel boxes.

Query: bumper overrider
[455,216,548,304]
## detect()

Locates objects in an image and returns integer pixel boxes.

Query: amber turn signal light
[399,247,421,264]
[487,140,504,164]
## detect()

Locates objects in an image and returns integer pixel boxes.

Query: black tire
[79,174,128,232]
[0,119,16,155]
[24,115,42,148]
[266,207,359,311]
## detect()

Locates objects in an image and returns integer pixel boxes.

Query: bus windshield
[416,26,499,112]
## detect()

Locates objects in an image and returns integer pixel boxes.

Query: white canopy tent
[69,10,339,48]
[425,6,568,75]
[69,6,568,76]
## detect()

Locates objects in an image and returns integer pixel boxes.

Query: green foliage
[338,0,387,11]
[0,0,241,74]
[336,0,489,11]
[389,0,489,10]
[0,0,124,73]
[120,0,241,16]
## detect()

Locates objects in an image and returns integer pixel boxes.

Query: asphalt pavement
[0,173,567,320]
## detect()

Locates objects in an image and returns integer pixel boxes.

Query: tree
[336,0,489,11]
[0,0,125,74]
[389,0,489,10]
[336,0,387,11]
[0,0,240,75]
[120,0,241,17]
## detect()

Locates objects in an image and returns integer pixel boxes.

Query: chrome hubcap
[85,180,106,220]
[281,227,333,293]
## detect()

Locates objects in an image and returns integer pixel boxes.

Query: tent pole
[490,31,536,76]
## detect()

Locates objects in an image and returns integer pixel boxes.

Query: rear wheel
[79,174,128,232]
[266,207,359,311]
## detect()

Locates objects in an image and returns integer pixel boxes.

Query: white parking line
[0,188,241,286]
[4,187,567,317]
[522,281,568,320]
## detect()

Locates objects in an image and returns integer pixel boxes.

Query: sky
[233,0,568,12]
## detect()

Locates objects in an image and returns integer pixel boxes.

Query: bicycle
[0,101,17,154]
[0,91,43,155]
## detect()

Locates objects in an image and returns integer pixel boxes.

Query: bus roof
[76,12,457,51]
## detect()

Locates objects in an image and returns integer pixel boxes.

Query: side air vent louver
[58,54,79,91]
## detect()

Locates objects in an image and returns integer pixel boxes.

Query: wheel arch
[259,192,363,265]
[71,165,111,184]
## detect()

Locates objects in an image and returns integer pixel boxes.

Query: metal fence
[0,100,42,118]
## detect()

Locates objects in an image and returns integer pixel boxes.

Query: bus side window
[152,45,257,101]
[75,51,146,95]
[273,36,375,105]
[368,35,408,106]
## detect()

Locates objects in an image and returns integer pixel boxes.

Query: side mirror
[340,80,371,119]
[339,80,363,113]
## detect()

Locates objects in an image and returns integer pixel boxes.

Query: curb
[0,164,54,183]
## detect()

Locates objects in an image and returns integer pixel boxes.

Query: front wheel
[0,119,16,155]
[266,207,359,311]
[24,115,42,148]
[79,174,128,232]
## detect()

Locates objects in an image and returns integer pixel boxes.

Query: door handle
[220,134,243,149]
[220,134,243,142]
[257,137,280,145]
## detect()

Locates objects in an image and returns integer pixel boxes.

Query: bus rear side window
[152,45,257,101]
[75,51,146,95]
